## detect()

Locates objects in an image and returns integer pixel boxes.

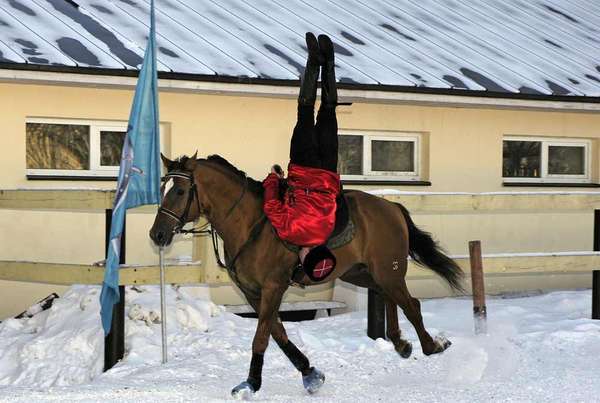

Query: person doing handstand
[263,32,341,281]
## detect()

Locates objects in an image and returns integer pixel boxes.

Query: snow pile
[0,285,219,388]
[0,286,103,387]
[1,289,600,402]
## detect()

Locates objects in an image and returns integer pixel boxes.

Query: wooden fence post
[593,271,600,320]
[104,209,126,372]
[469,240,487,334]
[593,210,600,320]
[367,289,385,340]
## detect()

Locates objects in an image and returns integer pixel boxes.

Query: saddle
[328,189,356,248]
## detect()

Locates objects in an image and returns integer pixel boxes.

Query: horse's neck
[197,164,262,253]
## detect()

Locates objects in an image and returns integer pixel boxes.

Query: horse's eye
[176,188,185,196]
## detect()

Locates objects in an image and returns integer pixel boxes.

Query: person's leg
[290,106,319,167]
[315,107,337,172]
[315,34,338,173]
[290,33,321,168]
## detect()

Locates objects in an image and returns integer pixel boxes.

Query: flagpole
[147,0,167,366]
[159,246,168,363]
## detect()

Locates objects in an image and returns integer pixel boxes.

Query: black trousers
[289,105,338,173]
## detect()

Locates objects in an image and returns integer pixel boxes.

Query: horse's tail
[396,203,464,292]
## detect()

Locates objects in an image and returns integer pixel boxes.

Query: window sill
[503,182,600,188]
[342,179,431,186]
[27,175,117,181]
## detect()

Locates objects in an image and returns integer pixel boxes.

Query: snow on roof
[1,0,600,99]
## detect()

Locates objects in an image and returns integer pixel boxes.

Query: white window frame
[339,130,421,181]
[503,135,591,184]
[92,125,129,173]
[26,118,164,178]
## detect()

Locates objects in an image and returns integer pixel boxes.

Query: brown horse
[150,153,463,398]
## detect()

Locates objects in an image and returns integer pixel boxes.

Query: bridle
[158,171,202,232]
[157,168,265,273]
[158,169,248,232]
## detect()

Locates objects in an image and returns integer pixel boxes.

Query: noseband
[158,169,248,233]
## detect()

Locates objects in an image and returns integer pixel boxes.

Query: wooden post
[104,209,126,372]
[367,289,385,340]
[593,210,600,320]
[593,271,600,320]
[469,240,487,334]
[594,210,600,252]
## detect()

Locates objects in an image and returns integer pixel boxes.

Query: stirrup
[289,263,306,288]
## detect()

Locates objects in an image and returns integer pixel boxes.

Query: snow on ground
[1,286,599,402]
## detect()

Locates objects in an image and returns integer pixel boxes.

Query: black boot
[318,34,337,108]
[298,32,321,106]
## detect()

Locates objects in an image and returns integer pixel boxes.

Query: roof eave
[1,63,600,111]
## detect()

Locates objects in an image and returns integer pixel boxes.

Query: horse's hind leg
[385,296,413,358]
[383,280,450,355]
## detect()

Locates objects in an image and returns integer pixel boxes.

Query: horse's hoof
[231,381,255,400]
[423,335,452,356]
[397,342,412,359]
[434,335,452,352]
[303,367,325,394]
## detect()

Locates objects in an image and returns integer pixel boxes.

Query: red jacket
[263,163,341,247]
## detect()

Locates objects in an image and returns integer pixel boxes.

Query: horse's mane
[172,154,264,197]
[206,155,265,196]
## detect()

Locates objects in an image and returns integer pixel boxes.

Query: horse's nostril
[157,232,164,241]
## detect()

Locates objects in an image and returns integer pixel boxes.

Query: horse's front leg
[271,317,325,393]
[242,297,325,394]
[231,283,286,399]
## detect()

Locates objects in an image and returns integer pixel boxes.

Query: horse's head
[150,152,203,247]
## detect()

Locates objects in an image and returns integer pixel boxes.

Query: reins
[158,167,265,273]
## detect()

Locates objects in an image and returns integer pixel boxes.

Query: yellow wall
[4,82,600,191]
[1,81,599,317]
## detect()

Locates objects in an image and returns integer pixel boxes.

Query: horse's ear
[160,153,173,170]
[185,152,199,171]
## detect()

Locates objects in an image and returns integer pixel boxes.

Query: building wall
[1,81,599,318]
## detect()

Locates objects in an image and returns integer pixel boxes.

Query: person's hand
[271,164,284,178]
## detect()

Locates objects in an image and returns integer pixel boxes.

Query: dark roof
[1,0,600,100]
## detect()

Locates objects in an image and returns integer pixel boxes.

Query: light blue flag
[100,0,160,335]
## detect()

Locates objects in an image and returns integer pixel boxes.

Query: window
[26,118,128,178]
[338,131,421,181]
[503,136,591,183]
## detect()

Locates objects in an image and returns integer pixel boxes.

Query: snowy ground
[1,285,599,402]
